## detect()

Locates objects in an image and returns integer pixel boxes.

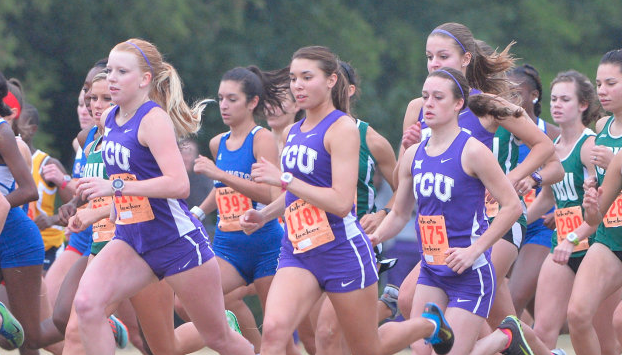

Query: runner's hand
[76,177,111,200]
[359,211,387,234]
[250,157,281,187]
[445,246,479,274]
[240,209,265,235]
[552,239,573,265]
[402,122,422,150]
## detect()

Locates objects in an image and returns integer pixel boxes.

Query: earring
[139,84,143,88]
[532,98,538,104]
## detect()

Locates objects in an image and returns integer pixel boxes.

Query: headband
[339,62,356,86]
[126,42,153,73]
[438,69,465,100]
[2,91,21,119]
[431,29,467,53]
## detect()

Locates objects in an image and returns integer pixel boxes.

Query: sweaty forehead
[108,49,140,67]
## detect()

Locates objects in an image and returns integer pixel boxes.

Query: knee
[315,321,341,350]
[261,317,291,350]
[567,300,592,329]
[73,290,104,324]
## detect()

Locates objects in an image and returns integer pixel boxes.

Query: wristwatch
[531,171,543,188]
[280,172,294,191]
[566,232,580,246]
[111,178,125,197]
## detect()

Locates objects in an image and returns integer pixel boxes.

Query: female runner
[74,38,254,355]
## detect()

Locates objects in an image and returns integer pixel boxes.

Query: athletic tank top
[27,150,64,250]
[72,126,97,178]
[418,88,494,149]
[550,129,594,256]
[356,120,377,218]
[103,101,203,253]
[213,126,281,238]
[281,110,363,255]
[413,130,489,277]
[594,116,622,251]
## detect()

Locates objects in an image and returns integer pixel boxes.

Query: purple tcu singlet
[280,109,365,255]
[412,130,490,277]
[419,88,493,149]
[102,101,203,254]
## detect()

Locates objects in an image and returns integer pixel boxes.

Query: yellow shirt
[27,150,64,250]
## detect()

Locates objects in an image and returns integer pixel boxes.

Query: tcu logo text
[281,145,317,174]
[413,172,454,202]
[103,141,131,171]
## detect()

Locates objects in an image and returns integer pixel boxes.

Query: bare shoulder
[595,115,612,134]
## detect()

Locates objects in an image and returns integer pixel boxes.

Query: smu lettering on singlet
[102,101,203,253]
[412,130,489,277]
[418,88,494,149]
[550,129,594,256]
[356,120,377,218]
[27,150,64,250]
[213,126,282,238]
[71,126,98,178]
[594,116,622,251]
[281,110,363,255]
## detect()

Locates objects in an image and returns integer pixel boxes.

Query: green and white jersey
[356,119,377,219]
[550,129,595,256]
[595,116,622,251]
[492,126,527,226]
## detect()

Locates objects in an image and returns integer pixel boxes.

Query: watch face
[112,179,124,189]
[282,173,293,183]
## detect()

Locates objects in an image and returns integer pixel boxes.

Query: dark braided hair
[509,64,543,117]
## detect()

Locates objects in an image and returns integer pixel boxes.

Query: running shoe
[551,349,567,355]
[108,315,129,349]
[226,310,242,334]
[421,302,454,355]
[379,284,400,320]
[374,244,398,275]
[498,315,533,355]
[0,301,23,348]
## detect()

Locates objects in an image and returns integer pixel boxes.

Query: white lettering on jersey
[551,172,578,202]
[412,172,454,202]
[103,141,131,171]
[281,144,318,174]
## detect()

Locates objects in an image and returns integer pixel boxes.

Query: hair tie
[431,29,467,54]
[126,42,153,74]
[2,91,20,119]
[438,69,465,100]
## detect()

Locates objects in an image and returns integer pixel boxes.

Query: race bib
[90,196,115,242]
[523,189,536,208]
[216,187,252,232]
[603,193,622,228]
[554,206,588,252]
[285,199,334,253]
[110,173,154,225]
[418,215,449,265]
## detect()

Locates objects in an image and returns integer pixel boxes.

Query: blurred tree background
[1,0,621,166]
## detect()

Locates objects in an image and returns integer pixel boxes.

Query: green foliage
[1,0,621,165]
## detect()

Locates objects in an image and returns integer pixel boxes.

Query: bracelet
[381,207,391,215]
[190,206,206,222]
